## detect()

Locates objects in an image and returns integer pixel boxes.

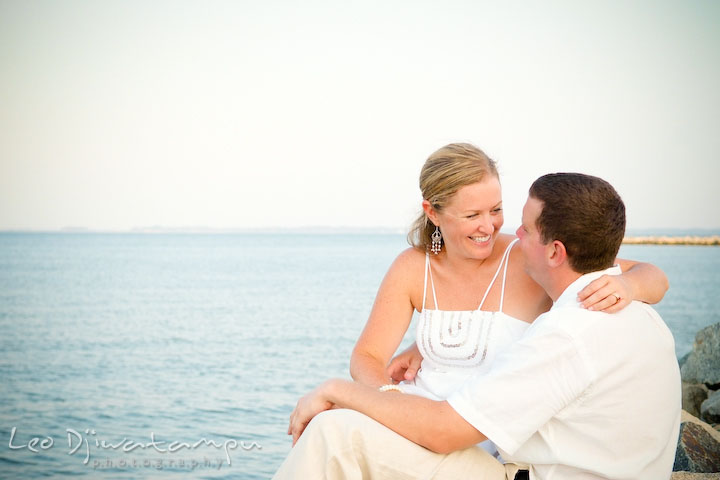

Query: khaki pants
[273,409,524,480]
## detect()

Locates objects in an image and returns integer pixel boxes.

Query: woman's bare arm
[350,249,420,388]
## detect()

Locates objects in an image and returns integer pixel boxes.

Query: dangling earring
[431,226,443,255]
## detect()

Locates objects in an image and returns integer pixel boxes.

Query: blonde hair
[407,143,499,250]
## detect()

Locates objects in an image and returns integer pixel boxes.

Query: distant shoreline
[622,236,720,246]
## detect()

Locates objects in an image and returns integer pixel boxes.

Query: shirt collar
[553,265,623,309]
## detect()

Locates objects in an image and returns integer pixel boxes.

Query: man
[275,173,681,479]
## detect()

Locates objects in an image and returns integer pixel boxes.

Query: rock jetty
[623,236,720,246]
[677,322,720,475]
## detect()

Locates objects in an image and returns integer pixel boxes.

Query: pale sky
[1,0,718,232]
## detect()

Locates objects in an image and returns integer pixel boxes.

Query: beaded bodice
[417,308,525,370]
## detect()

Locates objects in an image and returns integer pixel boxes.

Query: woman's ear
[422,200,439,226]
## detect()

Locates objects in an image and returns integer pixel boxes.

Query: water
[617,243,720,359]
[0,233,717,479]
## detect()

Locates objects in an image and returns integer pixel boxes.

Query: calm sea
[0,233,717,479]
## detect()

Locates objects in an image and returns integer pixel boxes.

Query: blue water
[0,233,717,479]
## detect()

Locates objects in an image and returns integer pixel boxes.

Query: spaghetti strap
[498,238,518,311]
[422,252,439,311]
[477,238,519,311]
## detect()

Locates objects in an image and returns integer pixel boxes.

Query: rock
[674,421,720,472]
[701,390,720,425]
[671,473,720,479]
[681,323,720,387]
[679,352,691,369]
[684,382,710,418]
[681,410,720,443]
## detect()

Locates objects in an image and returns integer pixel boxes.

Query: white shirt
[447,266,681,480]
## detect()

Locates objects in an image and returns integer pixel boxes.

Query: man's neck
[543,267,583,302]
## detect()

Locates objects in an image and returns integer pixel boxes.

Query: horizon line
[2,226,720,235]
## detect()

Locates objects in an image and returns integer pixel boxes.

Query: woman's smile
[469,234,492,244]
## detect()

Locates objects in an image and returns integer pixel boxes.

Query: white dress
[400,238,530,457]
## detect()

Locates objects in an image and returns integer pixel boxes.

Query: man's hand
[287,380,335,446]
[387,343,423,383]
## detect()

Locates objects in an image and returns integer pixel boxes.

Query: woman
[350,143,668,405]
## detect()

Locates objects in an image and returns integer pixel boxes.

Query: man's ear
[422,200,439,226]
[547,240,567,268]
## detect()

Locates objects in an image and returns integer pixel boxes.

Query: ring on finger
[610,293,620,304]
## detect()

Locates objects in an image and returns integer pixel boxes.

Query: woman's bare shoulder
[390,247,427,274]
[497,232,518,246]
[492,233,520,256]
[505,237,534,284]
[377,247,427,309]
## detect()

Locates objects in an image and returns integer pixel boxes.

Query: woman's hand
[287,381,335,446]
[386,343,423,383]
[577,274,635,313]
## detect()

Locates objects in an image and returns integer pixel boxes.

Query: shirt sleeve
[447,317,596,455]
